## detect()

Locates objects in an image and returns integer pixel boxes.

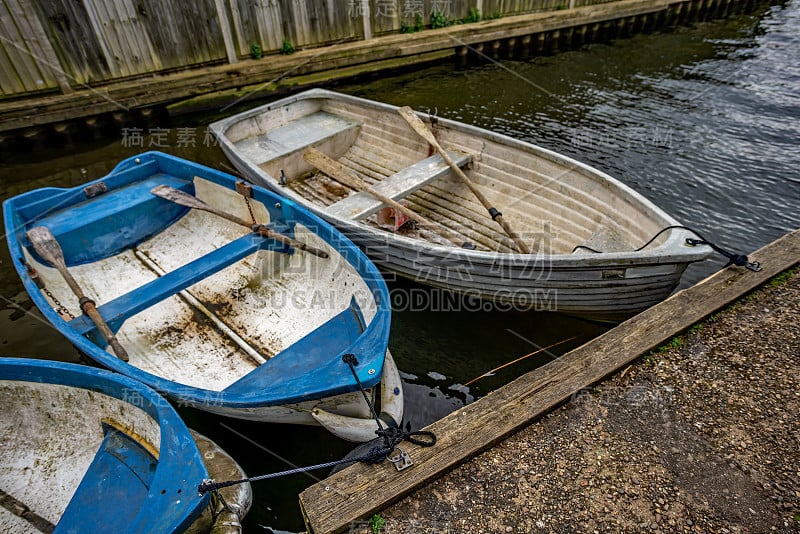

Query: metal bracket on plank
[388,448,413,472]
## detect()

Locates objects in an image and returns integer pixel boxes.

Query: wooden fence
[0,0,615,98]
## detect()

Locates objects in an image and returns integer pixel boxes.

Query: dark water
[1,2,798,530]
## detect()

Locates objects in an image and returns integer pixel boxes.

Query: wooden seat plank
[233,112,359,165]
[69,232,287,341]
[326,151,471,221]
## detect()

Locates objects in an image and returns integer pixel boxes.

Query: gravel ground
[372,269,800,533]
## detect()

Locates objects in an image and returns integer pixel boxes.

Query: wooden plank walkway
[298,228,800,533]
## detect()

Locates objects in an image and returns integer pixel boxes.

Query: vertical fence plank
[35,0,109,85]
[255,0,284,52]
[0,4,35,95]
[10,0,73,93]
[228,0,247,56]
[0,35,26,95]
[215,0,239,63]
[0,0,52,94]
[81,0,124,77]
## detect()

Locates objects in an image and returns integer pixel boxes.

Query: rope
[197,428,436,495]
[197,354,436,496]
[572,225,761,272]
[342,353,393,448]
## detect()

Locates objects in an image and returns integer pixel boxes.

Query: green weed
[462,8,481,23]
[369,514,385,533]
[280,40,295,55]
[430,10,450,29]
[688,323,704,335]
[769,267,797,287]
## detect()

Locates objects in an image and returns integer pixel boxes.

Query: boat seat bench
[325,151,472,221]
[29,175,193,266]
[223,297,367,395]
[69,232,291,343]
[57,423,157,532]
[233,112,360,166]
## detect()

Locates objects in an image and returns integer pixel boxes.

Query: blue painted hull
[3,152,392,418]
[0,357,209,533]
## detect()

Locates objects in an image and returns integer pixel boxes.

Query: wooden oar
[26,226,130,362]
[397,106,532,254]
[303,148,468,247]
[151,185,329,259]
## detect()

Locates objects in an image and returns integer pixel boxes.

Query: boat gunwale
[210,89,712,267]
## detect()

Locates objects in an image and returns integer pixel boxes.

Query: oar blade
[303,148,360,190]
[397,106,438,147]
[152,184,255,229]
[151,184,206,209]
[27,226,67,271]
[26,226,130,362]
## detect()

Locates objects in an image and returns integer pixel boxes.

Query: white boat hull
[191,350,404,443]
[212,89,712,321]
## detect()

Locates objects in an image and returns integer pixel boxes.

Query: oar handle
[81,299,130,361]
[398,106,532,254]
[252,224,329,258]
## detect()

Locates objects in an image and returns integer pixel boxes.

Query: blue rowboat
[4,151,402,442]
[0,357,210,533]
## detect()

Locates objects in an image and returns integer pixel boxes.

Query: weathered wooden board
[136,0,224,69]
[0,0,736,129]
[298,228,800,533]
[0,0,63,95]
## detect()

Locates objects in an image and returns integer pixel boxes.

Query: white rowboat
[212,89,712,322]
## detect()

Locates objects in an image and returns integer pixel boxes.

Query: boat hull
[211,89,712,321]
[0,357,210,534]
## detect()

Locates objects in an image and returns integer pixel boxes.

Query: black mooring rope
[342,353,388,446]
[572,225,762,272]
[198,354,436,496]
